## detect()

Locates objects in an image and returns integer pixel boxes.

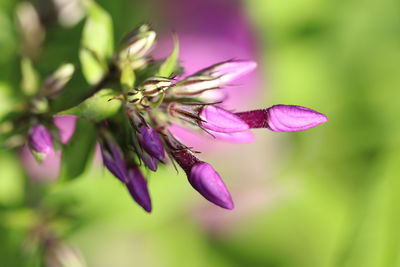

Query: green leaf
[57,89,122,122]
[20,57,40,96]
[80,0,113,84]
[60,118,97,180]
[157,34,179,77]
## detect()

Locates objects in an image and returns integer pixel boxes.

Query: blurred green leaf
[157,34,179,77]
[0,152,24,205]
[60,119,97,180]
[20,58,40,96]
[0,82,15,122]
[80,0,114,85]
[57,89,122,122]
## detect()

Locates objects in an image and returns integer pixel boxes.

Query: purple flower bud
[137,125,165,161]
[195,60,257,84]
[28,124,54,161]
[137,148,158,172]
[126,167,152,212]
[167,145,234,210]
[236,105,328,132]
[100,135,128,183]
[189,162,234,210]
[200,105,249,133]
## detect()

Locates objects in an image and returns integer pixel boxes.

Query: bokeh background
[1,0,400,266]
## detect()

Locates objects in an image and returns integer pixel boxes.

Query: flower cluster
[95,25,327,212]
[19,24,327,213]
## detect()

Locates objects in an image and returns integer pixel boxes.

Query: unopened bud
[42,63,75,98]
[236,105,328,132]
[126,166,152,212]
[120,24,156,60]
[28,124,54,162]
[100,133,128,183]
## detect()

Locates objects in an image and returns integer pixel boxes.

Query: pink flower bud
[28,124,54,161]
[236,105,328,132]
[200,105,249,133]
[267,105,328,132]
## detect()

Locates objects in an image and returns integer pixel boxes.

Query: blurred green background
[1,0,400,266]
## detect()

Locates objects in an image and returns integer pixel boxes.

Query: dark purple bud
[100,134,128,183]
[28,124,54,161]
[126,167,152,212]
[236,105,328,132]
[168,144,234,210]
[200,105,249,133]
[137,125,165,161]
[189,162,234,210]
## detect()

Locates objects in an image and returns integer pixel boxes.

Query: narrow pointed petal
[267,105,328,132]
[189,162,234,210]
[196,60,257,84]
[126,167,152,212]
[200,105,249,133]
[137,126,165,161]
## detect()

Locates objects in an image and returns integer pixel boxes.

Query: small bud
[100,133,128,183]
[166,140,234,210]
[137,125,165,161]
[236,105,328,132]
[42,63,75,98]
[194,60,257,84]
[120,24,156,60]
[200,105,249,133]
[139,77,173,97]
[189,162,234,210]
[126,167,152,212]
[28,124,54,162]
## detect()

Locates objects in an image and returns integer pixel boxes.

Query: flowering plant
[1,1,327,214]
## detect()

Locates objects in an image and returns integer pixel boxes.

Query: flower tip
[189,162,234,210]
[267,105,328,132]
[126,168,152,212]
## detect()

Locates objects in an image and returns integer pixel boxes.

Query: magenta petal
[189,162,234,210]
[267,105,328,132]
[213,60,257,84]
[200,105,249,133]
[208,130,255,143]
[53,115,77,144]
